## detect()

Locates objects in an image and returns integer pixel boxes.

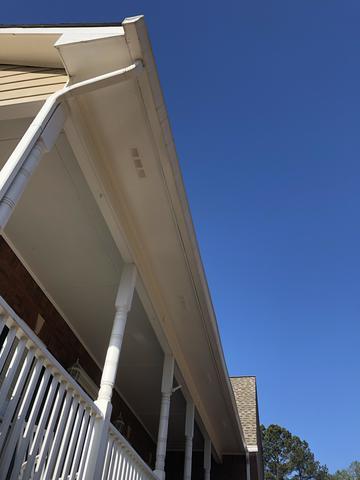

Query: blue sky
[2,0,359,473]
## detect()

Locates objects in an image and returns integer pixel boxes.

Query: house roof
[231,376,259,450]
[0,18,248,456]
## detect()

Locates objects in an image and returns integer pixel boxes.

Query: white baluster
[10,368,51,479]
[42,389,73,477]
[0,348,35,452]
[22,375,58,478]
[0,358,42,476]
[0,326,16,372]
[33,382,65,479]
[101,438,113,480]
[0,337,26,408]
[52,394,78,478]
[68,409,90,480]
[77,414,96,478]
[61,402,84,479]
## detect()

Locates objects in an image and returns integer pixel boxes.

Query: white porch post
[183,400,194,480]
[0,104,66,230]
[82,263,137,479]
[204,435,211,480]
[246,452,251,480]
[154,354,174,480]
[97,263,137,407]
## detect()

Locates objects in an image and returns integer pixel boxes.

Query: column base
[153,469,166,480]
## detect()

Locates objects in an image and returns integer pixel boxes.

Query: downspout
[0,59,143,230]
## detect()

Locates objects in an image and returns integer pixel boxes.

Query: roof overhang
[0,16,246,456]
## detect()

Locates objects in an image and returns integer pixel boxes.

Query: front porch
[0,121,216,478]
[0,17,249,479]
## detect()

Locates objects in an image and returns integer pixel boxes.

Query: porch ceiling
[0,120,173,446]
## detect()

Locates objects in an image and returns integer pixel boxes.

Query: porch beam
[154,354,174,480]
[183,400,194,480]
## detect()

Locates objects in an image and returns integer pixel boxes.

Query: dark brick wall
[165,451,247,479]
[0,236,156,466]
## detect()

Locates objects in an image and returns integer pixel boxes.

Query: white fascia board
[122,15,247,454]
[0,26,123,35]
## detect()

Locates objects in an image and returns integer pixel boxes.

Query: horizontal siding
[0,64,67,106]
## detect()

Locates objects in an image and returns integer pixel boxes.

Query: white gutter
[0,59,143,230]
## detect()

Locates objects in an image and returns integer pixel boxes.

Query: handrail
[0,295,101,417]
[107,423,157,478]
[0,296,157,480]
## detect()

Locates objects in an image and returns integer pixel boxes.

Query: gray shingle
[231,376,258,448]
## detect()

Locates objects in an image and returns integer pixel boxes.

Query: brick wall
[0,236,156,466]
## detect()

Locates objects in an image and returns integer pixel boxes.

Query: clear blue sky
[2,0,359,473]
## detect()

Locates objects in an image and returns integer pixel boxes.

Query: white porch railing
[101,425,155,480]
[0,297,157,480]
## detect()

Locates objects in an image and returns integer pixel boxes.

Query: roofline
[0,23,123,28]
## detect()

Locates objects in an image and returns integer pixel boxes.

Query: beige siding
[0,64,67,106]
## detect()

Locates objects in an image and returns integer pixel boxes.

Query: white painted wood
[0,337,26,408]
[60,403,84,479]
[42,389,73,478]
[21,375,58,478]
[0,297,158,480]
[79,264,137,480]
[246,452,251,480]
[68,409,90,480]
[97,263,137,406]
[101,437,113,480]
[52,394,78,479]
[0,359,43,476]
[77,415,96,478]
[204,435,211,480]
[10,368,51,479]
[0,137,47,230]
[0,348,35,452]
[154,354,175,480]
[33,383,66,479]
[0,326,16,372]
[183,401,195,480]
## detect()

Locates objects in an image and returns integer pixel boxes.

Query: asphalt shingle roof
[231,376,258,448]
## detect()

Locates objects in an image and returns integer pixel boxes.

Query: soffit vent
[131,147,146,178]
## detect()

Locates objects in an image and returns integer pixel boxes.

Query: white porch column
[246,452,251,480]
[97,263,137,408]
[154,354,175,480]
[183,400,194,480]
[83,263,137,479]
[0,103,66,230]
[204,435,211,480]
